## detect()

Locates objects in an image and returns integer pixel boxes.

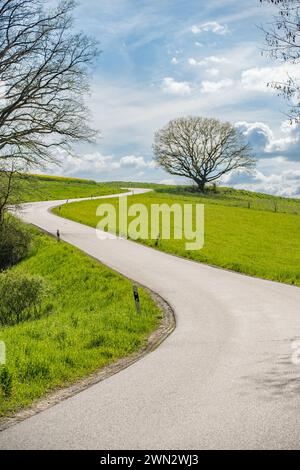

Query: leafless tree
[0,163,19,224]
[153,117,255,192]
[260,0,300,122]
[0,0,99,170]
[0,157,32,224]
[0,169,13,224]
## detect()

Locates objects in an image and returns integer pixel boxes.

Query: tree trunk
[0,207,4,226]
[194,178,206,193]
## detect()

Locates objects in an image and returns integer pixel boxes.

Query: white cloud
[207,56,229,64]
[205,68,220,77]
[188,55,229,66]
[235,121,274,151]
[119,154,156,169]
[235,120,300,161]
[162,77,191,95]
[188,58,198,66]
[119,155,146,168]
[159,178,177,185]
[171,57,178,65]
[241,64,300,93]
[223,166,300,198]
[45,151,157,178]
[201,78,234,93]
[45,151,118,176]
[191,21,230,35]
[276,121,300,150]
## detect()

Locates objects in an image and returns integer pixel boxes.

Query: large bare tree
[153,117,255,192]
[0,0,98,169]
[260,0,300,122]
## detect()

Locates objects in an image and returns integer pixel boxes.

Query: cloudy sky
[47,0,300,197]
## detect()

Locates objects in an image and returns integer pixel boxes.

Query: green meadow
[54,190,300,286]
[12,174,125,203]
[109,182,300,215]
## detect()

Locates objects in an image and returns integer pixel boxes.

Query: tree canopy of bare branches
[153,117,255,192]
[0,0,99,169]
[260,0,300,122]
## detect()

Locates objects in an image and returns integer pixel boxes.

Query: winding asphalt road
[1,189,300,449]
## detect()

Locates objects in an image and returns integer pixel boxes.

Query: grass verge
[0,225,161,417]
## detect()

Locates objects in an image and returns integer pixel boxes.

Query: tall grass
[0,227,161,416]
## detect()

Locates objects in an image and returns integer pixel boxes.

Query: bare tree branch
[0,160,26,224]
[260,0,300,122]
[0,0,99,168]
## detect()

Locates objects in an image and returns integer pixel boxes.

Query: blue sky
[47,0,300,197]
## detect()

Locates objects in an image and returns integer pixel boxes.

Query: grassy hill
[53,183,300,287]
[8,173,300,215]
[108,181,300,215]
[11,174,125,203]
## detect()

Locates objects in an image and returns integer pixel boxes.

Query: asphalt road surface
[1,189,300,449]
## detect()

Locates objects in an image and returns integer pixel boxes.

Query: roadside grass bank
[54,191,300,287]
[9,174,126,203]
[0,224,161,417]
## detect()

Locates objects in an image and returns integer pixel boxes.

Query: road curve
[1,189,300,449]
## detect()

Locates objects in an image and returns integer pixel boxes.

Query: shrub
[0,272,48,326]
[0,216,32,270]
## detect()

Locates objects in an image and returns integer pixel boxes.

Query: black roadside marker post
[132,285,141,313]
[56,229,60,242]
[155,232,160,247]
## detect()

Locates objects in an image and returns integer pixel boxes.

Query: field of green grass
[10,173,300,215]
[0,225,161,417]
[54,190,300,286]
[12,174,125,203]
[110,182,300,215]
